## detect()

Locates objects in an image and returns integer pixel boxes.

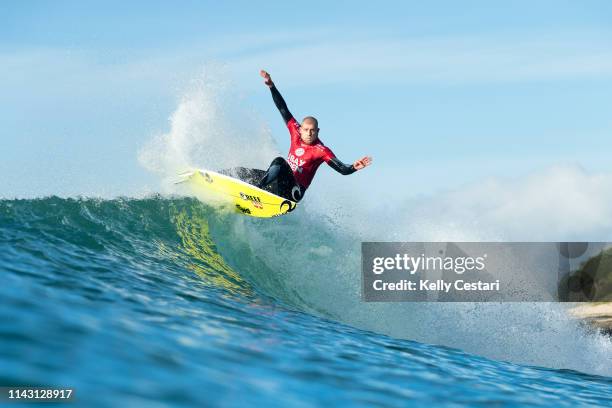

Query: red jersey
[285,118,335,189]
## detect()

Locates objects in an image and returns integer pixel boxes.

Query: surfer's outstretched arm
[327,158,357,175]
[260,70,294,124]
[327,156,373,175]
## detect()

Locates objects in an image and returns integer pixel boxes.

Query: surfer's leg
[257,157,286,188]
[288,184,303,202]
[275,160,304,202]
[258,157,303,201]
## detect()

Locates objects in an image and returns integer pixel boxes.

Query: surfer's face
[299,120,319,145]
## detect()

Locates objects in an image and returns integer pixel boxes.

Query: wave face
[1,196,611,407]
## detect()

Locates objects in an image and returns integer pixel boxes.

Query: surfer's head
[300,116,319,145]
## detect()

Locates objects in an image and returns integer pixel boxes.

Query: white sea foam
[232,164,612,377]
[352,166,612,375]
[138,66,278,193]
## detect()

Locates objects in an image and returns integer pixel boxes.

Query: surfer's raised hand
[353,156,373,170]
[260,70,274,88]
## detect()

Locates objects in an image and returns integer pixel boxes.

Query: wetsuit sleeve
[322,147,357,175]
[270,85,294,124]
[327,156,357,175]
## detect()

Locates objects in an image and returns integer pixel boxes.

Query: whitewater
[1,74,611,406]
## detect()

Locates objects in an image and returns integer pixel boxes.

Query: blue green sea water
[1,196,611,407]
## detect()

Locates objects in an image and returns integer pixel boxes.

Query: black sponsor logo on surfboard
[279,200,297,214]
[239,192,261,202]
[235,204,251,214]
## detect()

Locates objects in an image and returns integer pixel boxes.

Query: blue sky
[1,1,612,200]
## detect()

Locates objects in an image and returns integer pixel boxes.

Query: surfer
[257,70,372,202]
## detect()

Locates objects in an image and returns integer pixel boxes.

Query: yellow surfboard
[176,169,298,218]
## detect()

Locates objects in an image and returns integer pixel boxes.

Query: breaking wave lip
[2,195,610,379]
